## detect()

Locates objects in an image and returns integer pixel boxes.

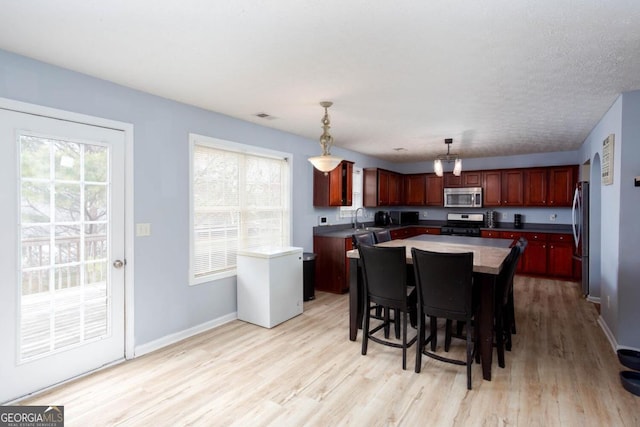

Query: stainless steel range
[440,213,485,237]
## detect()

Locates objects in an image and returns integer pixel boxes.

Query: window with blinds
[190,134,291,284]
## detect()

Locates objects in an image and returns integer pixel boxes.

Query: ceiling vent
[255,112,276,120]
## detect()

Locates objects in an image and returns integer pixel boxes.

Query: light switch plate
[136,223,151,237]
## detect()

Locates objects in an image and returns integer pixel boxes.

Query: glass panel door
[0,108,125,403]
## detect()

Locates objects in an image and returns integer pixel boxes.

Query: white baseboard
[597,315,617,353]
[587,295,601,304]
[134,312,237,357]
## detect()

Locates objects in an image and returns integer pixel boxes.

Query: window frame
[339,166,363,218]
[188,133,292,285]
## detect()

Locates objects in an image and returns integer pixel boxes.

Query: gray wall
[0,49,391,347]
[618,91,640,347]
[1,48,592,350]
[579,96,622,336]
[578,90,640,350]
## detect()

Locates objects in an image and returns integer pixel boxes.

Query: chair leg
[445,319,453,352]
[466,320,473,390]
[415,313,423,373]
[508,291,516,334]
[430,316,438,351]
[456,320,464,336]
[383,307,390,339]
[362,301,370,356]
[503,303,513,352]
[495,306,506,369]
[474,322,481,364]
[402,311,407,370]
[395,309,401,339]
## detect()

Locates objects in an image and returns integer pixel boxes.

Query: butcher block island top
[346,234,514,275]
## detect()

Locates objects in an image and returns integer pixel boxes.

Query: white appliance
[572,182,589,295]
[444,187,483,208]
[237,246,303,328]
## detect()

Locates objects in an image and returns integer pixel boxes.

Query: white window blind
[190,136,291,284]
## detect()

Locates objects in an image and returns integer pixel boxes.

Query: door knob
[113,259,125,269]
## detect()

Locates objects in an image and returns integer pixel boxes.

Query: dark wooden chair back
[411,249,474,321]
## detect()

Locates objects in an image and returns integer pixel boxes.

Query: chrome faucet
[354,207,365,229]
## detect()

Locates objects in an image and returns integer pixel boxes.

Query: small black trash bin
[302,252,316,301]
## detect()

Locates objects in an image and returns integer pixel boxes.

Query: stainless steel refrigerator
[572,181,589,295]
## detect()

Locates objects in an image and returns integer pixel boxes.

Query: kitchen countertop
[346,234,513,275]
[314,221,572,238]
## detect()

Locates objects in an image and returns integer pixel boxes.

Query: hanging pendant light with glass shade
[434,138,462,177]
[308,101,343,173]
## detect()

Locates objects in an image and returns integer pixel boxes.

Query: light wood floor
[20,276,640,426]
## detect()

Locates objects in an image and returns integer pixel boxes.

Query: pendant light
[434,138,462,177]
[308,101,343,173]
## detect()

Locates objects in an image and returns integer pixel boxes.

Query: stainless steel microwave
[444,187,483,208]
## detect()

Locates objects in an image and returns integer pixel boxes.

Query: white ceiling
[1,1,640,162]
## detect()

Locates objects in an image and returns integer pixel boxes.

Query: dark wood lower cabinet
[313,235,353,294]
[522,239,548,275]
[314,228,576,295]
[313,226,441,294]
[547,234,575,278]
[480,230,576,280]
[390,228,412,239]
[411,226,441,236]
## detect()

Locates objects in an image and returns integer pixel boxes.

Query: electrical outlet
[422,211,428,218]
[318,216,328,226]
[549,214,557,221]
[136,223,151,237]
[607,295,611,309]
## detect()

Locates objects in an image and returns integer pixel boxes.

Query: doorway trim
[0,97,135,360]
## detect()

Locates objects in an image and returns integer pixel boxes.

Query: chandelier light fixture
[434,138,462,177]
[308,101,343,173]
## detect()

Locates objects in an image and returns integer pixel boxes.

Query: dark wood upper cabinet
[443,173,463,188]
[524,165,576,207]
[482,170,503,206]
[483,169,523,206]
[377,169,390,206]
[404,174,427,205]
[524,168,548,206]
[463,171,482,187]
[363,168,403,207]
[548,166,576,206]
[313,160,353,206]
[501,169,524,206]
[443,171,482,188]
[352,165,575,208]
[388,171,403,205]
[425,173,444,206]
